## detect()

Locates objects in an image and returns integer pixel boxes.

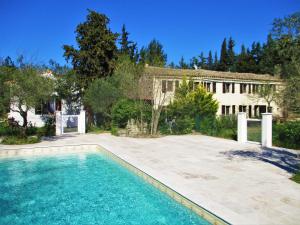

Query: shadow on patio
[223,147,300,173]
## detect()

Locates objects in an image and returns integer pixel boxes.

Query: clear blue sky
[0,0,299,65]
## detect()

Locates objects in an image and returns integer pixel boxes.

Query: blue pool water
[0,153,211,225]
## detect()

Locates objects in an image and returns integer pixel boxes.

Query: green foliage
[1,136,40,145]
[199,115,237,140]
[291,171,300,184]
[4,66,55,127]
[63,10,118,89]
[162,80,218,134]
[37,117,55,137]
[273,120,300,149]
[0,66,12,118]
[84,78,121,116]
[139,39,167,66]
[119,24,138,62]
[110,126,119,136]
[112,99,139,128]
[112,99,152,128]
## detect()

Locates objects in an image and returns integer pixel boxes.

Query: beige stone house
[142,66,283,118]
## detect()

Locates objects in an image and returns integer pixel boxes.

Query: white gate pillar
[261,113,272,148]
[55,111,62,136]
[238,112,247,143]
[78,110,86,134]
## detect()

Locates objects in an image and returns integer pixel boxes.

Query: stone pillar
[55,111,62,136]
[78,110,86,134]
[261,113,272,148]
[238,112,247,143]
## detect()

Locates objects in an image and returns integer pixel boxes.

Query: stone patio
[1,133,300,225]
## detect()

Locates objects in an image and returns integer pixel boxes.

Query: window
[194,82,200,90]
[175,80,180,89]
[248,105,252,118]
[204,82,211,92]
[162,80,167,93]
[212,82,216,93]
[239,105,247,112]
[222,105,231,115]
[232,83,235,93]
[223,82,231,93]
[35,101,55,115]
[240,84,247,93]
[232,105,236,114]
[248,84,252,94]
[252,84,259,93]
[225,106,230,115]
[167,81,173,92]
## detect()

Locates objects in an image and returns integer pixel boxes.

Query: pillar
[78,110,86,134]
[261,113,272,148]
[55,111,62,136]
[238,112,247,143]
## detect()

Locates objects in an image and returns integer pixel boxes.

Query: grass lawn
[247,121,261,142]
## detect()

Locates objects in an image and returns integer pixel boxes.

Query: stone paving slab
[1,133,300,225]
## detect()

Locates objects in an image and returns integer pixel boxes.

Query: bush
[273,120,300,149]
[110,126,119,136]
[37,116,55,137]
[172,116,194,134]
[112,99,152,129]
[1,136,40,145]
[111,99,139,128]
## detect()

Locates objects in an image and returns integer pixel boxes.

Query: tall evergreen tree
[218,38,228,71]
[227,37,235,71]
[178,56,189,69]
[189,57,199,69]
[63,10,118,87]
[119,24,138,62]
[213,51,219,70]
[138,39,167,67]
[199,52,207,69]
[207,51,213,70]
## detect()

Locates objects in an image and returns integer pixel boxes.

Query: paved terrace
[1,134,300,225]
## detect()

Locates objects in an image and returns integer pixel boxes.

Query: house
[8,71,82,127]
[142,66,283,118]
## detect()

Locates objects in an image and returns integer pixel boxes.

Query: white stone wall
[152,77,283,117]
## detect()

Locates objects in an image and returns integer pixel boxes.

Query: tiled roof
[144,66,282,82]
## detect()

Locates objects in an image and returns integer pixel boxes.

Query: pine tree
[207,51,213,70]
[218,38,228,71]
[138,39,167,67]
[227,37,235,71]
[189,57,199,69]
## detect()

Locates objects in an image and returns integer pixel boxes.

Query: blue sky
[0,0,299,66]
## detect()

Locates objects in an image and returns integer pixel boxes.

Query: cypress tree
[227,37,235,71]
[218,38,228,71]
[199,52,207,69]
[207,50,213,70]
[213,51,219,70]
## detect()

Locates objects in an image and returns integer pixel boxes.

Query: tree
[0,66,13,118]
[165,78,218,134]
[199,52,207,69]
[189,57,199,69]
[207,50,213,70]
[236,45,256,73]
[6,67,55,129]
[63,10,118,89]
[139,39,167,67]
[250,83,279,113]
[178,56,188,69]
[271,12,300,39]
[213,51,219,70]
[218,38,228,71]
[119,24,138,62]
[227,37,235,71]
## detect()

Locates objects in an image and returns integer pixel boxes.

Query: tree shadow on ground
[223,147,300,173]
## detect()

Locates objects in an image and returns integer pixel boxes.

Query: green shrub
[1,136,40,145]
[110,126,119,136]
[37,117,55,137]
[112,99,152,128]
[273,120,300,149]
[172,116,194,134]
[291,171,300,184]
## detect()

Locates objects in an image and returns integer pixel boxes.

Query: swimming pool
[0,152,212,225]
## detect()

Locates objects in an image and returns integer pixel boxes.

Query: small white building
[142,66,283,117]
